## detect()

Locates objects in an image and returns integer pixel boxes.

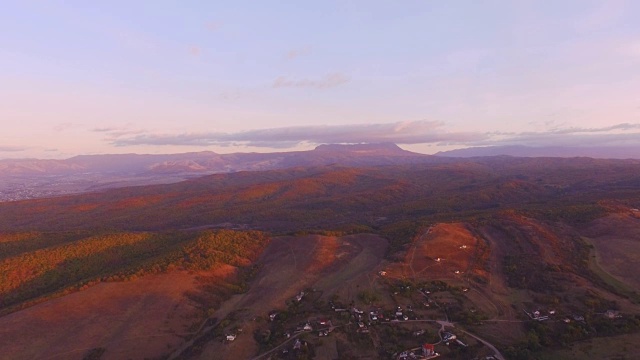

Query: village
[217,279,503,360]
[214,263,630,360]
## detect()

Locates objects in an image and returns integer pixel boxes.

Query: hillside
[1,157,640,359]
[0,143,439,202]
[1,157,639,235]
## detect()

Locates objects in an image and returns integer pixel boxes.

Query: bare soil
[385,223,483,282]
[197,234,388,360]
[0,268,234,360]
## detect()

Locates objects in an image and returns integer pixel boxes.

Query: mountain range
[3,143,640,202]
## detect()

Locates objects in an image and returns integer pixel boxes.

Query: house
[413,329,426,336]
[422,343,435,356]
[226,334,236,341]
[269,312,278,321]
[318,318,329,326]
[379,270,387,276]
[295,291,305,302]
[303,323,313,331]
[293,339,302,350]
[442,332,456,341]
[604,310,620,319]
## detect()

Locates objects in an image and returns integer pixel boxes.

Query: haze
[2,0,640,159]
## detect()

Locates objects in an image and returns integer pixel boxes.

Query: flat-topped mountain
[0,144,439,201]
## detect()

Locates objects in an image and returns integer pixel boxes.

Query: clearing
[0,268,235,360]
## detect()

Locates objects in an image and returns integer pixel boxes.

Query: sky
[1,0,640,159]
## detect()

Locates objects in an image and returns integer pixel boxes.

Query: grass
[582,236,640,304]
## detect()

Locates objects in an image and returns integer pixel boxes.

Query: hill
[2,157,640,359]
[0,143,440,202]
[1,157,639,236]
[436,145,640,159]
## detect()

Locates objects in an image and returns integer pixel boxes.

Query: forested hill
[1,157,639,233]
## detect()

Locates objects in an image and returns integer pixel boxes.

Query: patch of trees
[0,230,269,313]
[503,255,561,292]
[504,314,640,359]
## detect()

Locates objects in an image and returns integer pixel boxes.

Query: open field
[538,332,640,360]
[583,213,640,294]
[193,234,387,360]
[0,268,235,360]
[384,223,486,282]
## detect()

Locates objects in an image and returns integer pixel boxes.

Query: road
[386,318,505,360]
[460,330,506,360]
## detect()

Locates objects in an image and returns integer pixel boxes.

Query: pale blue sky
[1,1,640,158]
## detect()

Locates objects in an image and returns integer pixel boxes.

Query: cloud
[92,126,144,139]
[0,146,27,152]
[273,73,350,89]
[474,123,640,147]
[103,120,640,150]
[285,47,311,60]
[108,120,488,147]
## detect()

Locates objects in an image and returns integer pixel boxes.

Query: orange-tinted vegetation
[385,223,486,282]
[1,158,640,359]
[0,230,269,314]
[0,269,234,360]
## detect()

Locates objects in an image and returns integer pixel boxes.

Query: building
[423,343,435,356]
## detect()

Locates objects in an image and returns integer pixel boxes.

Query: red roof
[423,344,434,350]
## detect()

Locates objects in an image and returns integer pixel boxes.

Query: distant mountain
[0,143,444,201]
[2,156,640,232]
[435,145,640,159]
[0,143,430,177]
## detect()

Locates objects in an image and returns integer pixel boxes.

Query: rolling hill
[2,156,640,359]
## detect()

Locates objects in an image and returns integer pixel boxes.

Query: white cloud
[105,121,640,150]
